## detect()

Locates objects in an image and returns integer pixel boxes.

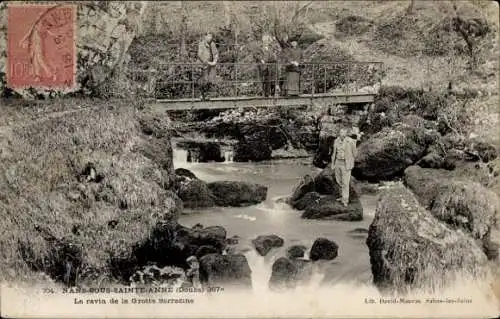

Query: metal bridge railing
[122,62,384,100]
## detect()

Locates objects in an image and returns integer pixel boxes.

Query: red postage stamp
[7,3,76,90]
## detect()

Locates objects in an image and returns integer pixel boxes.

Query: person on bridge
[197,32,219,100]
[284,40,302,96]
[253,35,281,97]
[331,127,357,207]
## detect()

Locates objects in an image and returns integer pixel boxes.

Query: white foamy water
[223,150,234,162]
[234,214,257,221]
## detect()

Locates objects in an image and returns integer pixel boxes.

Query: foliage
[374,86,447,120]
[369,0,494,70]
[335,15,374,37]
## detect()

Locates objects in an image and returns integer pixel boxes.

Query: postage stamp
[7,3,76,89]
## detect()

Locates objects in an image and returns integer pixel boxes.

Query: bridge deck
[151,92,376,111]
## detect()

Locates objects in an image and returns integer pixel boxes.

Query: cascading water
[173,148,190,165]
[223,150,234,163]
[243,249,274,293]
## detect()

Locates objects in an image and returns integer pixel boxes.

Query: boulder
[201,226,227,241]
[366,184,488,293]
[286,245,307,259]
[403,165,453,208]
[468,140,498,163]
[404,164,500,250]
[313,167,354,196]
[269,126,288,150]
[289,174,316,204]
[292,167,355,198]
[132,223,227,270]
[352,124,432,181]
[195,245,219,259]
[175,168,198,179]
[441,133,467,151]
[430,181,499,249]
[252,235,285,257]
[445,149,469,162]
[295,125,318,152]
[268,257,299,290]
[301,195,363,221]
[234,125,272,162]
[309,238,339,261]
[288,168,363,220]
[359,112,394,136]
[199,253,252,289]
[416,152,445,169]
[130,265,186,286]
[177,178,215,208]
[207,181,267,207]
[175,225,227,257]
[292,191,321,211]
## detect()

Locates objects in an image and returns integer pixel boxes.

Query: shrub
[335,15,374,37]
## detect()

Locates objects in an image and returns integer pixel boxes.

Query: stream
[173,148,377,289]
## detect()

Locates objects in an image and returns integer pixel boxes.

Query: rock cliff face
[0,1,147,97]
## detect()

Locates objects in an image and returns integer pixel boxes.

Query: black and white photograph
[0,1,499,318]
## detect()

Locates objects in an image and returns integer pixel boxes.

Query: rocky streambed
[10,97,499,300]
[161,92,500,295]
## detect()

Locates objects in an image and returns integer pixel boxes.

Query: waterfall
[244,249,274,293]
[223,150,234,163]
[173,148,188,164]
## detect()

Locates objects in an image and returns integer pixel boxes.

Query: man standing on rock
[331,128,357,207]
[197,32,219,100]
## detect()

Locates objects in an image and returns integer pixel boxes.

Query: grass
[0,99,179,286]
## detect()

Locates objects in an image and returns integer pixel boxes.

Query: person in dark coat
[284,40,302,96]
[313,105,336,168]
[253,36,281,97]
[197,32,219,100]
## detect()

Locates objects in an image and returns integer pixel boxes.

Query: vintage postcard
[0,1,499,318]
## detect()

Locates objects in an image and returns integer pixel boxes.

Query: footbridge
[126,62,384,111]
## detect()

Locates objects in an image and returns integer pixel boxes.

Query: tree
[223,1,314,48]
[450,1,491,69]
